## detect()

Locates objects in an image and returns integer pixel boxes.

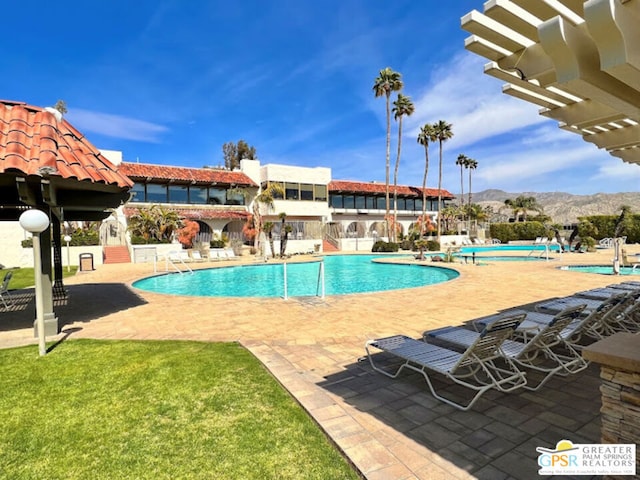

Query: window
[168,185,188,204]
[300,183,313,201]
[355,195,366,209]
[414,198,423,211]
[226,189,245,205]
[343,195,355,209]
[285,182,299,200]
[330,194,343,208]
[131,183,145,202]
[314,185,327,202]
[375,197,385,210]
[365,196,375,209]
[190,186,208,204]
[396,198,406,211]
[208,187,226,205]
[146,184,167,203]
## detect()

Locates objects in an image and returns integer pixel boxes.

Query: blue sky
[4,1,639,195]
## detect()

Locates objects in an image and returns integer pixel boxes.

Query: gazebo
[0,100,133,335]
[462,0,639,164]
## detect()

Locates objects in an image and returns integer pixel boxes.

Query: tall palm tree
[503,195,542,222]
[456,154,468,231]
[251,183,285,249]
[417,123,437,236]
[373,67,403,239]
[391,93,414,242]
[466,157,478,233]
[433,120,454,241]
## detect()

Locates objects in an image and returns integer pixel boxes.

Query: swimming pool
[560,265,640,276]
[133,254,459,298]
[460,244,561,254]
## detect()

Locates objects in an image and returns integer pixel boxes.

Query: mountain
[459,189,640,225]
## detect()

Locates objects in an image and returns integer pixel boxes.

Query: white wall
[260,163,331,184]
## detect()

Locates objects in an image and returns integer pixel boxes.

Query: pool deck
[0,247,636,479]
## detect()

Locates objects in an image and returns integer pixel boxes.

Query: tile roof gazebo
[0,99,133,337]
[462,0,640,164]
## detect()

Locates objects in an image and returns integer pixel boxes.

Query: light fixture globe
[19,209,49,233]
[63,235,72,243]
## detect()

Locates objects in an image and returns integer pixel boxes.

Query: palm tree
[417,123,436,236]
[373,67,403,239]
[503,195,542,222]
[466,157,478,233]
[455,154,468,230]
[263,221,275,258]
[433,120,454,241]
[391,93,414,242]
[251,183,285,249]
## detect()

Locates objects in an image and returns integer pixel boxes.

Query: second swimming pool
[133,254,459,298]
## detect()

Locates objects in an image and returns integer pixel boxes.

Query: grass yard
[0,340,359,480]
[4,266,78,290]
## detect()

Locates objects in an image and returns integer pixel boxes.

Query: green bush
[69,230,99,246]
[372,241,399,252]
[210,239,226,248]
[400,239,414,251]
[426,240,440,251]
[490,221,547,243]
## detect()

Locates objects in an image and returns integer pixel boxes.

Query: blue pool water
[460,244,561,253]
[133,254,459,298]
[560,265,640,276]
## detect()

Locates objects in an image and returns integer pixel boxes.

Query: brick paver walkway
[1,249,630,479]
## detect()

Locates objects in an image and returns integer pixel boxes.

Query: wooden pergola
[0,100,133,335]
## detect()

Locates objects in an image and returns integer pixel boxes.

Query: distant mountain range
[458,189,640,225]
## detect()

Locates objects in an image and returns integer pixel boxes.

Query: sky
[4,0,639,195]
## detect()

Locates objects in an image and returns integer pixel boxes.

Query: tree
[252,183,284,250]
[278,212,292,257]
[466,157,478,232]
[53,100,67,115]
[455,154,468,228]
[222,140,257,170]
[417,124,437,236]
[127,205,182,243]
[263,221,276,258]
[503,195,543,222]
[373,67,403,239]
[391,93,414,242]
[433,120,454,241]
[177,220,200,248]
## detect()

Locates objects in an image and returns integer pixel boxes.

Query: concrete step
[103,246,131,264]
[322,240,339,252]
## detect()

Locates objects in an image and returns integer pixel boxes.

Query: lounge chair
[365,314,526,411]
[190,250,206,262]
[621,249,640,271]
[426,304,588,391]
[223,248,240,261]
[0,271,14,310]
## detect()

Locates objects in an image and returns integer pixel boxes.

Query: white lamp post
[64,235,72,272]
[19,209,50,356]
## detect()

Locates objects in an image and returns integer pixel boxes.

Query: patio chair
[426,304,588,391]
[365,314,526,411]
[190,250,206,262]
[0,270,14,310]
[621,249,640,271]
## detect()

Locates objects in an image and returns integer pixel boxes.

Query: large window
[355,195,366,209]
[131,183,146,202]
[190,186,208,204]
[343,195,355,209]
[226,189,245,205]
[285,182,299,200]
[330,194,343,208]
[314,185,327,202]
[300,183,314,201]
[168,185,188,203]
[146,184,167,203]
[208,187,226,205]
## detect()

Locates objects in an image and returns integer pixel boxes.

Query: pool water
[560,265,640,275]
[460,244,561,253]
[133,254,459,298]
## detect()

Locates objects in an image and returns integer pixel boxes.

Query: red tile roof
[124,206,249,220]
[120,162,257,187]
[0,100,133,188]
[328,180,454,199]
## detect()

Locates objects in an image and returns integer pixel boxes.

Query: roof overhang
[462,0,640,164]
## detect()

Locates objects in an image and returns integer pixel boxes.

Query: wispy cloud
[67,109,169,143]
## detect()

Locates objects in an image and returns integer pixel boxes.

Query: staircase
[103,246,131,264]
[322,239,340,252]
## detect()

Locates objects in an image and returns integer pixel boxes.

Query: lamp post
[19,209,50,356]
[64,235,72,273]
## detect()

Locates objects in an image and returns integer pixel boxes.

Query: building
[110,156,454,258]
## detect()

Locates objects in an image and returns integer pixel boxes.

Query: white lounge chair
[0,271,14,310]
[365,314,526,411]
[426,304,588,391]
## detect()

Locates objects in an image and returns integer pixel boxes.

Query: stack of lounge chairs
[365,282,640,410]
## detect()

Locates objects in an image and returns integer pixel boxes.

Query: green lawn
[4,267,78,290]
[0,340,359,480]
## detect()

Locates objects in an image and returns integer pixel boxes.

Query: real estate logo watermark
[537,440,636,476]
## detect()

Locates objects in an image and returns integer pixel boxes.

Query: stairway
[103,245,131,264]
[322,240,339,252]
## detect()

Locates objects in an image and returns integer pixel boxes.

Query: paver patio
[0,248,632,479]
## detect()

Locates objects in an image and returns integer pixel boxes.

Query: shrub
[400,239,414,251]
[372,241,399,252]
[210,239,226,248]
[426,240,440,251]
[490,221,546,243]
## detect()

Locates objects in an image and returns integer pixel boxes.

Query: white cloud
[67,109,169,143]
